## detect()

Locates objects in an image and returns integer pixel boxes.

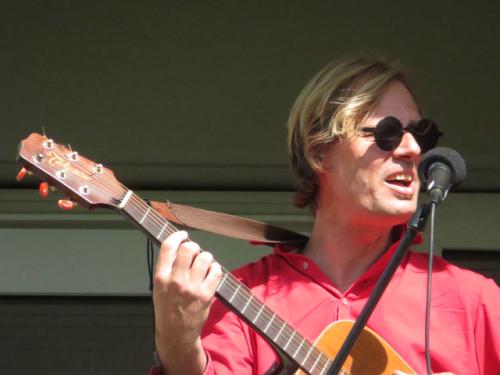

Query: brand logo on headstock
[47,151,91,181]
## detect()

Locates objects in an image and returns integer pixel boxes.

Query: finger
[189,251,214,286]
[170,240,201,279]
[203,261,223,293]
[155,231,189,277]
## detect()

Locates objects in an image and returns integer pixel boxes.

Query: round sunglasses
[359,116,443,152]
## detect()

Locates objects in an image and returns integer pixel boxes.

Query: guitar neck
[118,190,335,375]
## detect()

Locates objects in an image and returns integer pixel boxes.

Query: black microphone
[418,147,467,205]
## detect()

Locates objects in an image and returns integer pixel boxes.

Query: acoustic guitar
[17,132,415,375]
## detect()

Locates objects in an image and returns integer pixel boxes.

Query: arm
[152,231,222,375]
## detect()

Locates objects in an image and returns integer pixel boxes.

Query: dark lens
[411,119,441,152]
[374,116,403,151]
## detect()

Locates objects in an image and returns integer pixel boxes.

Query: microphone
[418,147,467,205]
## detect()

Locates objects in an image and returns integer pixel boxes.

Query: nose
[393,131,421,160]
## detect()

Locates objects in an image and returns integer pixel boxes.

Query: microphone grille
[418,147,467,187]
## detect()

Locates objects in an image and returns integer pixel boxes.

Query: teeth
[388,174,412,182]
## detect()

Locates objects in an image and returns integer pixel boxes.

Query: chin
[372,202,417,226]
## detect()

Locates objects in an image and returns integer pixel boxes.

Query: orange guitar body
[295,320,415,375]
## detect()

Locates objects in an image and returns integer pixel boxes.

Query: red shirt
[200,237,499,374]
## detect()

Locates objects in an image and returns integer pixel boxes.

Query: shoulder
[230,251,294,289]
[227,246,314,301]
[406,250,493,284]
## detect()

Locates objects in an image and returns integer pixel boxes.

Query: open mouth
[385,173,413,188]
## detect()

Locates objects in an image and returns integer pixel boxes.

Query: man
[151,56,499,374]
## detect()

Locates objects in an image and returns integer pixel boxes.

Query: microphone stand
[327,202,432,375]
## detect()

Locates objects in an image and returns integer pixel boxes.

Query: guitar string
[50,148,336,374]
[120,194,337,372]
[41,145,335,373]
[34,143,313,354]
[68,150,348,374]
[41,145,337,373]
[122,199,335,373]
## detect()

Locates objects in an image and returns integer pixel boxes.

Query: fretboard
[119,191,338,375]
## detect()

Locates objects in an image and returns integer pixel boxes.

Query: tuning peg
[39,182,49,198]
[57,199,77,210]
[16,167,28,181]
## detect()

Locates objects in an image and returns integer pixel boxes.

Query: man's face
[316,80,422,227]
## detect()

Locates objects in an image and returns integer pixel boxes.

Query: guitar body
[294,320,414,375]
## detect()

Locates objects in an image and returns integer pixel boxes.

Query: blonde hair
[287,56,421,210]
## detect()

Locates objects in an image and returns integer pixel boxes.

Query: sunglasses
[359,116,443,152]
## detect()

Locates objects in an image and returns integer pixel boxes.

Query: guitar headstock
[17,132,127,209]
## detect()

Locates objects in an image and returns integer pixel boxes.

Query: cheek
[356,177,382,207]
[332,169,379,210]
[350,164,382,195]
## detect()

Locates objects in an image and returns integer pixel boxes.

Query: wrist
[155,335,207,375]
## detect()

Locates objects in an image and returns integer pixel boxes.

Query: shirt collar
[273,225,423,296]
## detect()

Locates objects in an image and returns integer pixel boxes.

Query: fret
[240,295,253,314]
[293,337,305,358]
[300,339,314,367]
[120,192,167,245]
[274,321,286,341]
[216,272,229,292]
[309,350,321,373]
[157,223,168,241]
[251,304,265,324]
[229,284,241,303]
[263,313,276,333]
[283,330,295,351]
[319,358,331,375]
[139,206,151,224]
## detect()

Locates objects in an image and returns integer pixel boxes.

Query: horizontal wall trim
[0,189,498,295]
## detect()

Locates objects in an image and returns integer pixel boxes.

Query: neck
[303,210,394,292]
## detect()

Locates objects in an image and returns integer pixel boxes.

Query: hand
[152,231,222,374]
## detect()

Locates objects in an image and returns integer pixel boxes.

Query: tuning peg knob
[16,167,28,181]
[57,199,76,210]
[39,182,49,198]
